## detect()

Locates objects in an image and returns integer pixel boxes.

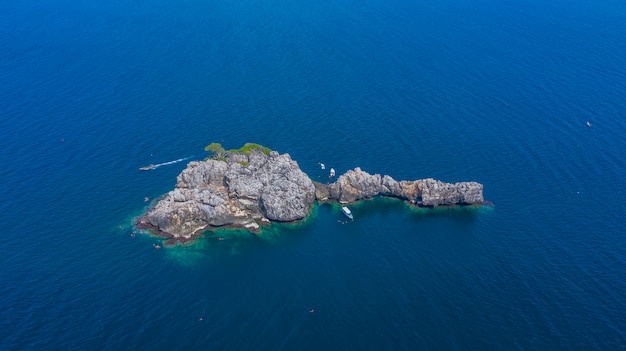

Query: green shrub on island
[205,142,272,161]
[204,142,226,160]
[228,143,271,156]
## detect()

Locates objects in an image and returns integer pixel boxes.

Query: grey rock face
[139,151,483,239]
[323,168,483,206]
[260,179,312,221]
[312,181,330,200]
[329,167,383,203]
[139,150,316,238]
[412,178,484,206]
[176,160,228,188]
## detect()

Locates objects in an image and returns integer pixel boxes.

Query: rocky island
[137,143,484,242]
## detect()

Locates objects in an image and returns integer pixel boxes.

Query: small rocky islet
[136,143,484,243]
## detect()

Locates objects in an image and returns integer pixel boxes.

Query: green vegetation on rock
[229,143,271,156]
[204,142,226,160]
[205,142,272,160]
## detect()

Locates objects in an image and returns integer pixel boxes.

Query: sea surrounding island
[1,0,625,350]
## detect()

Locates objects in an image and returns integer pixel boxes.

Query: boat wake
[154,156,192,168]
[140,156,193,171]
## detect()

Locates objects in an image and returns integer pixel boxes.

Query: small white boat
[586,121,592,128]
[139,164,156,171]
[329,168,335,178]
[341,206,353,220]
[319,163,326,170]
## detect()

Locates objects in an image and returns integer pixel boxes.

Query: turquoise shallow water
[1,0,626,349]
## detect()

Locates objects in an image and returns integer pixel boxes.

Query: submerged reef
[137,145,483,241]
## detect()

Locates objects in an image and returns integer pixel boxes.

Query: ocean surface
[1,0,625,349]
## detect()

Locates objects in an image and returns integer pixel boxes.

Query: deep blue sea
[2,0,626,349]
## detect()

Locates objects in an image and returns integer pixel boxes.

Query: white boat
[329,168,335,178]
[139,164,156,171]
[586,121,592,128]
[341,206,353,220]
[319,163,326,170]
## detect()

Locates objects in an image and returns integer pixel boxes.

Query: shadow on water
[326,196,490,222]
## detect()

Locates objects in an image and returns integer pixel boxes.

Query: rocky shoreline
[137,148,484,242]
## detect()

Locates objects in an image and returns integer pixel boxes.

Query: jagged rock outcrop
[138,149,484,240]
[322,167,483,206]
[329,167,383,202]
[139,150,315,239]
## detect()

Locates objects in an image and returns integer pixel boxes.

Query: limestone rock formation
[321,168,483,206]
[328,167,383,202]
[138,148,484,240]
[139,150,315,239]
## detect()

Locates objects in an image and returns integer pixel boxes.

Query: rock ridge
[324,167,483,206]
[137,150,483,241]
